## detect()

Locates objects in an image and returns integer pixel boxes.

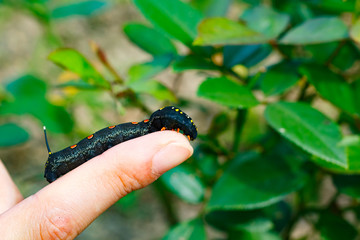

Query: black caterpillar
[44,106,197,183]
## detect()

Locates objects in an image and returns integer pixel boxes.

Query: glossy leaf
[331,43,360,71]
[0,123,29,147]
[194,17,267,46]
[128,79,176,102]
[223,44,272,68]
[133,0,203,46]
[307,0,355,13]
[205,209,273,232]
[241,6,290,39]
[280,17,348,45]
[0,75,73,133]
[51,1,107,18]
[172,55,219,72]
[126,56,175,101]
[316,212,357,240]
[160,164,205,203]
[162,218,206,240]
[265,102,347,168]
[127,55,173,83]
[191,0,231,17]
[333,174,360,199]
[123,23,177,56]
[312,143,360,174]
[48,48,110,89]
[260,61,300,96]
[207,153,307,210]
[197,76,258,108]
[303,42,338,64]
[300,64,360,116]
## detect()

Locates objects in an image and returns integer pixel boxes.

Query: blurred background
[1,0,174,239]
[0,0,217,239]
[1,0,360,239]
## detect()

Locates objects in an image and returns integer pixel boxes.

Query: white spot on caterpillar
[279,128,286,134]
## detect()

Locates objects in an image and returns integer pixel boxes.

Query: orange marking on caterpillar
[70,144,77,149]
[87,134,94,139]
[132,122,138,124]
[177,128,180,133]
[109,125,116,129]
[187,135,191,141]
[144,119,149,123]
[161,127,166,131]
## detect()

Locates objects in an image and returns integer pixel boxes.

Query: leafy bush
[1,0,360,239]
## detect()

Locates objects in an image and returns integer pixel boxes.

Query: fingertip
[152,140,193,175]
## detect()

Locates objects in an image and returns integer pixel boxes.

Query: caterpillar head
[149,106,197,141]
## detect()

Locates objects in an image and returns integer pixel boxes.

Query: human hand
[0,131,193,239]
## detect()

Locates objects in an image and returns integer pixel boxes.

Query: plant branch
[91,41,125,84]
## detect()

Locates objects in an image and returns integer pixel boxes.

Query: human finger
[0,131,193,239]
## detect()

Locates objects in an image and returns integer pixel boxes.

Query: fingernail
[152,142,193,175]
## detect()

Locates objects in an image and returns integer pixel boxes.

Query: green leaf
[303,42,339,64]
[205,209,273,232]
[316,212,357,240]
[194,17,268,46]
[172,55,219,72]
[265,102,347,168]
[333,174,360,199]
[331,43,360,71]
[350,18,360,43]
[126,56,175,101]
[207,153,307,210]
[128,79,176,102]
[300,64,360,116]
[162,218,206,240]
[191,0,231,17]
[133,0,203,46]
[312,143,360,174]
[307,0,356,13]
[260,61,299,96]
[48,48,110,89]
[160,164,205,203]
[280,17,348,45]
[197,76,259,108]
[6,74,46,97]
[0,123,29,147]
[123,23,177,56]
[241,6,290,39]
[223,44,272,68]
[0,75,74,133]
[127,55,173,83]
[51,1,107,18]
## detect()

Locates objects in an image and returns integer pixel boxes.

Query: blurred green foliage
[2,0,360,239]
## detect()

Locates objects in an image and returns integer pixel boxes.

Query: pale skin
[0,131,193,239]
